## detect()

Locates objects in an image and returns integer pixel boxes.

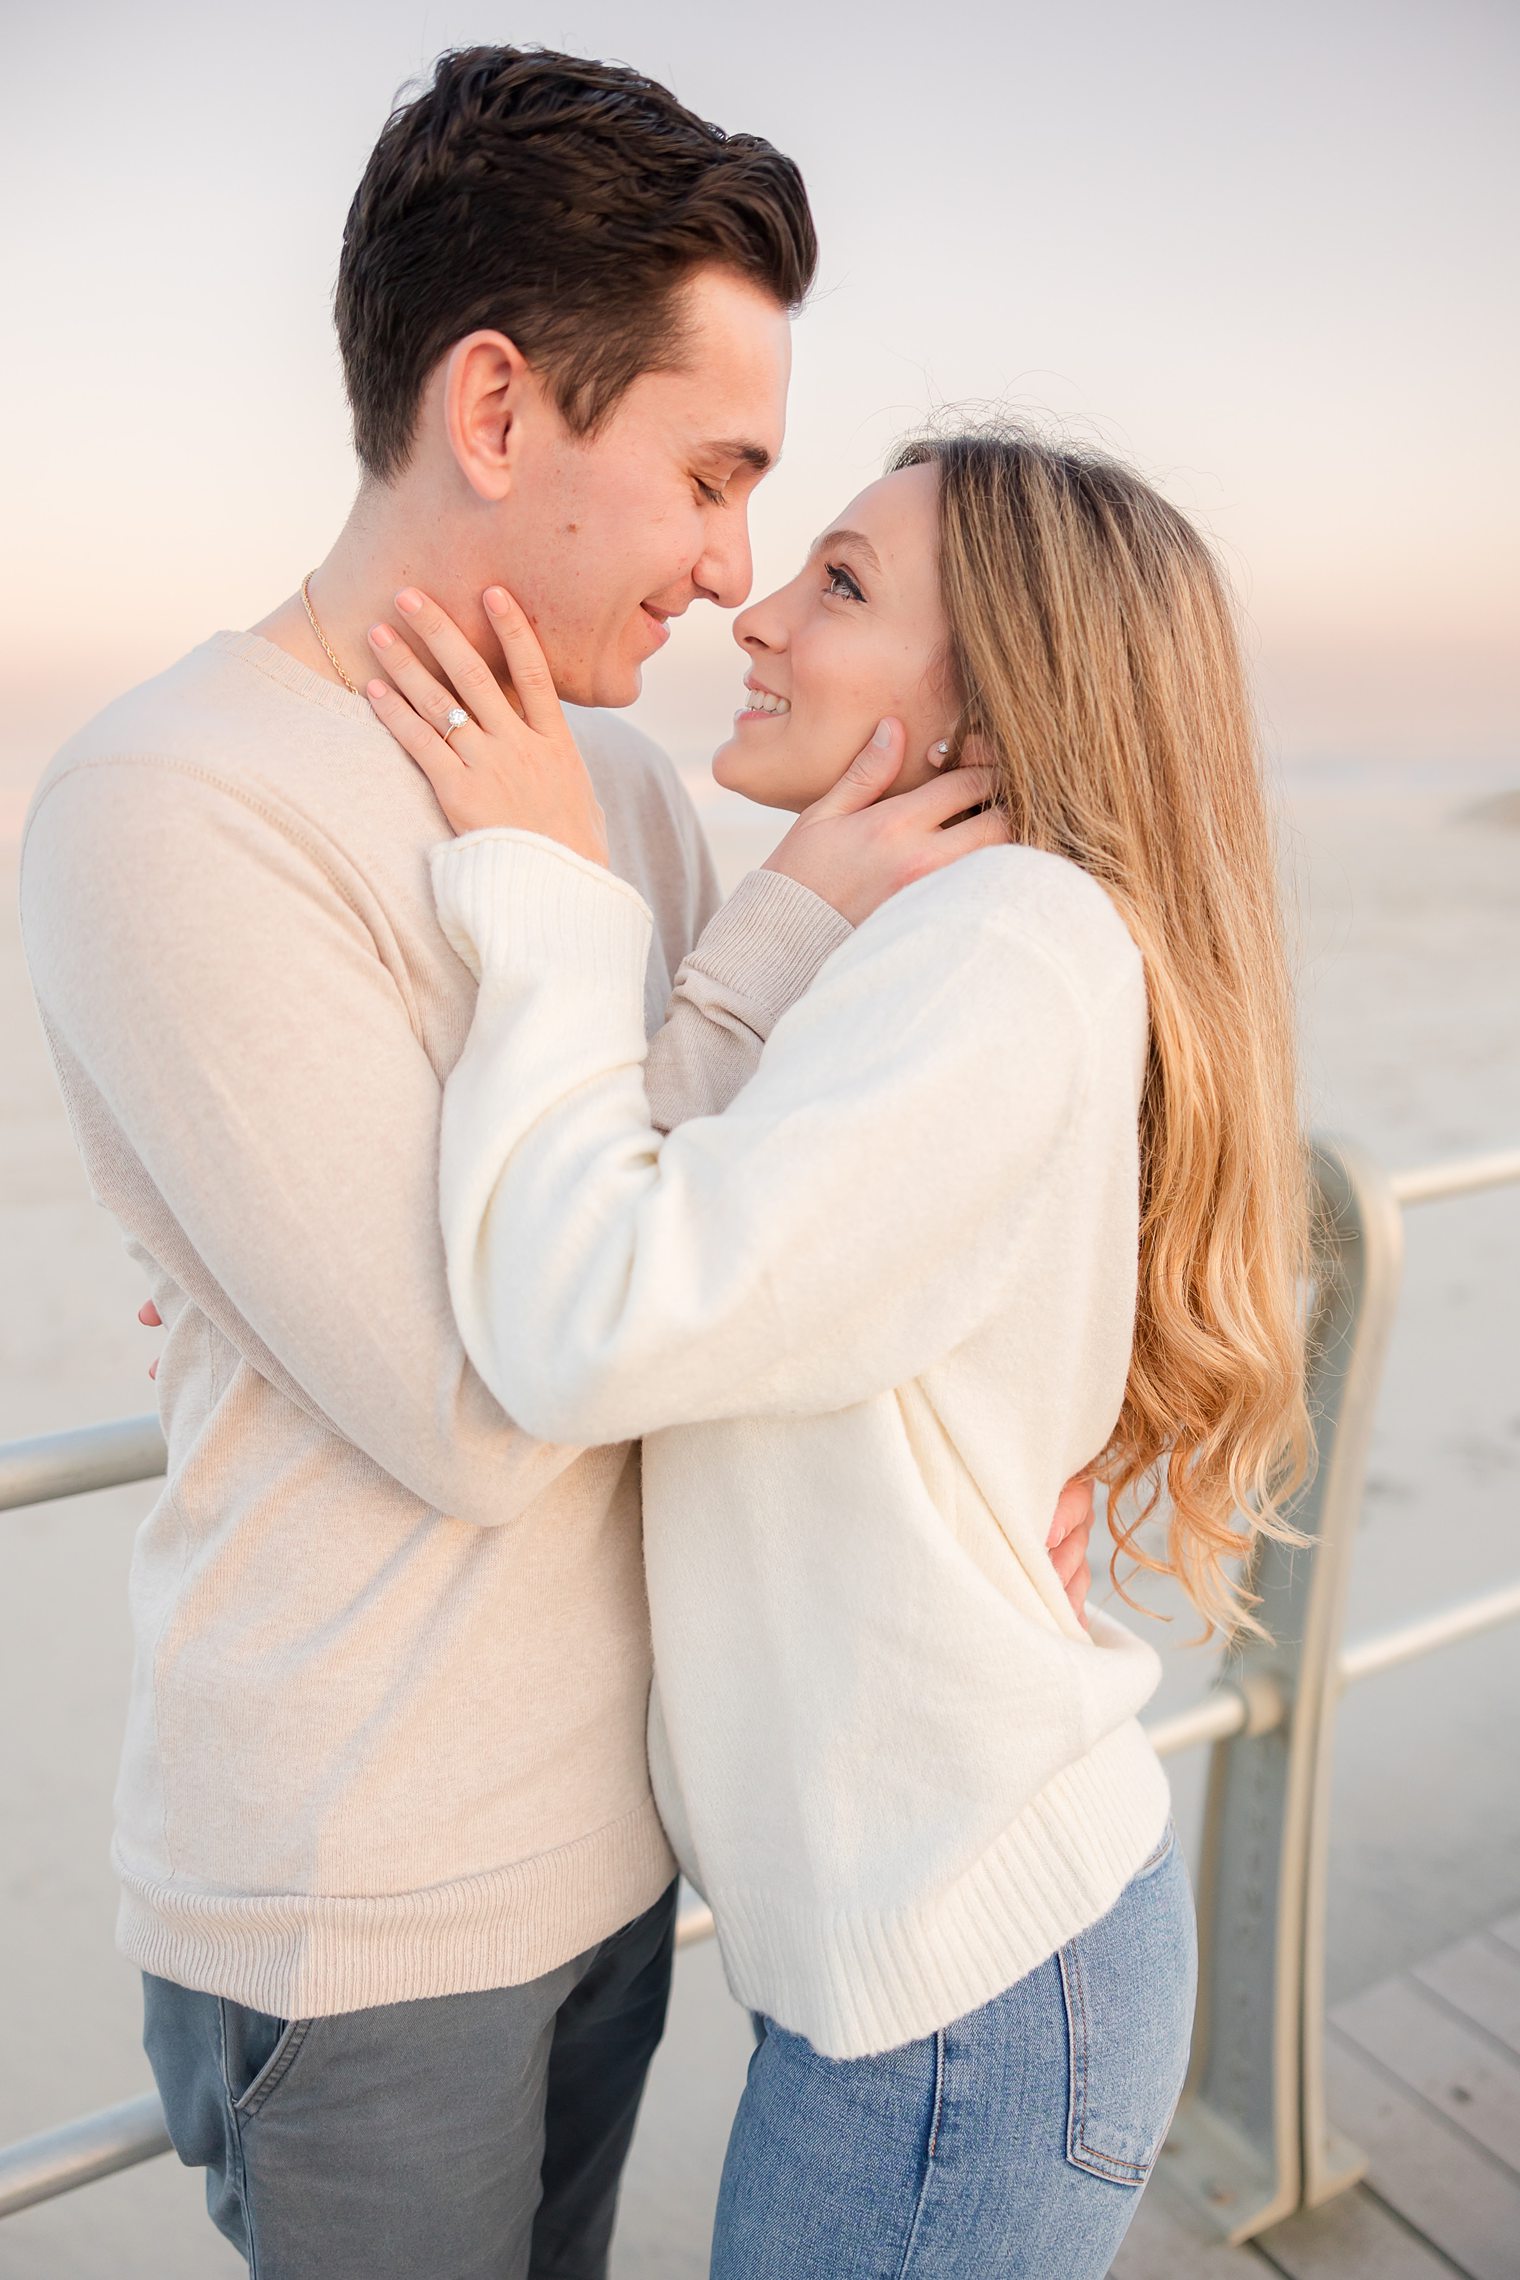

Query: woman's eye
[824,562,865,602]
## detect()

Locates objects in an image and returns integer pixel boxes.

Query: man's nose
[694,515,755,612]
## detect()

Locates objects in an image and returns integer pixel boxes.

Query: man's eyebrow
[811,527,882,571]
[707,437,774,473]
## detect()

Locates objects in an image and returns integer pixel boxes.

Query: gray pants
[142,1882,677,2280]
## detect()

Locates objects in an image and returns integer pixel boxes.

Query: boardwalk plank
[1109,2177,1272,2278]
[1415,1934,1520,2060]
[1254,2184,1464,2279]
[1333,1974,1520,2172]
[1325,2032,1520,2280]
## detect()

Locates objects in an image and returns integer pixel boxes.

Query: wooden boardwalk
[1114,1907,1520,2279]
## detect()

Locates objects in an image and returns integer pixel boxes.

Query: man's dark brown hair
[336,45,817,482]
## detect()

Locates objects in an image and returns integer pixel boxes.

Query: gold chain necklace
[300,572,361,694]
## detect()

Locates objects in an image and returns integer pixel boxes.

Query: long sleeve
[589,725,854,1128]
[20,759,853,1528]
[644,868,853,1130]
[432,828,1138,1449]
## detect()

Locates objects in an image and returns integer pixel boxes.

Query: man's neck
[252,485,491,699]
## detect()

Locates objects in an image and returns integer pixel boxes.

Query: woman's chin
[715,734,820,816]
[710,732,811,813]
[711,740,775,806]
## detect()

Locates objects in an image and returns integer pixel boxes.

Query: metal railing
[1165,1138,1520,2242]
[2,1137,1517,2236]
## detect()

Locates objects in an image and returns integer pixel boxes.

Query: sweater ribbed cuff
[680,869,853,1040]
[431,829,654,997]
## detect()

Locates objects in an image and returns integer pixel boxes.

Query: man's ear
[441,329,536,502]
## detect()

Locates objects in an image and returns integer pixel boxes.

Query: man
[22,46,1092,2280]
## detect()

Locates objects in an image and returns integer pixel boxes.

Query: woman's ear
[441,329,535,502]
[929,709,971,769]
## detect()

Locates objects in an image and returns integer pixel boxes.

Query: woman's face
[712,462,957,812]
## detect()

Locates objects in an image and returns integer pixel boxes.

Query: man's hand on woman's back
[1049,1475,1096,1630]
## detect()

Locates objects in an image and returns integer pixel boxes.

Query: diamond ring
[442,705,471,744]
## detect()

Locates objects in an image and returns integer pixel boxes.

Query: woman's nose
[734,595,788,654]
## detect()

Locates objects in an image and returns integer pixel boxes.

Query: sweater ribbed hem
[682,869,853,1037]
[116,1800,676,2017]
[708,1723,1171,2059]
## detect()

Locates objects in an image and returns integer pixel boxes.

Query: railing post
[1160,1135,1405,2242]
[1294,1141,1407,2208]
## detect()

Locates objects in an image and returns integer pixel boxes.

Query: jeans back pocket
[1057,1825,1196,2187]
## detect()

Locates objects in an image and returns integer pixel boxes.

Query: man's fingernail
[872,719,893,749]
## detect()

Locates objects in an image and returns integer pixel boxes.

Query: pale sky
[1,0,1515,830]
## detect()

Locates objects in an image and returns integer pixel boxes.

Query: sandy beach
[1,761,1517,2278]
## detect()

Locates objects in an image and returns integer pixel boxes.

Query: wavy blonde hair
[892,424,1313,1636]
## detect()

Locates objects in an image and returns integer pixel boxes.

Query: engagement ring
[443,706,470,744]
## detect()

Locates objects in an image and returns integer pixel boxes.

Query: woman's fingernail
[366,679,389,701]
[872,719,893,749]
[395,589,422,614]
[369,624,394,649]
[484,586,509,612]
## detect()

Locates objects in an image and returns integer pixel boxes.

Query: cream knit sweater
[20,633,851,2016]
[432,828,1172,2059]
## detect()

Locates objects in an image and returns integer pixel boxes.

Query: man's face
[498,266,792,708]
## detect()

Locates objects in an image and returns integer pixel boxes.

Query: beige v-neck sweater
[431,829,1171,2059]
[19,632,850,2017]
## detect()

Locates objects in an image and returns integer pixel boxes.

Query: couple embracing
[21,42,1310,2280]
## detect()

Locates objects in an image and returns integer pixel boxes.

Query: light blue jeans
[711,1824,1195,2279]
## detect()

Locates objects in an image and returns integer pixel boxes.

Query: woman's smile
[734,675,792,725]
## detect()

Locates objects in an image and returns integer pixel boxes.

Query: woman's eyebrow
[811,527,882,571]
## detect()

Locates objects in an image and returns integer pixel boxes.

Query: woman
[365,426,1311,2277]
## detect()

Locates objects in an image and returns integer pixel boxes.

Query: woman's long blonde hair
[893,424,1312,1636]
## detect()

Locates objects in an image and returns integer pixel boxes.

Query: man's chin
[556,663,642,711]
